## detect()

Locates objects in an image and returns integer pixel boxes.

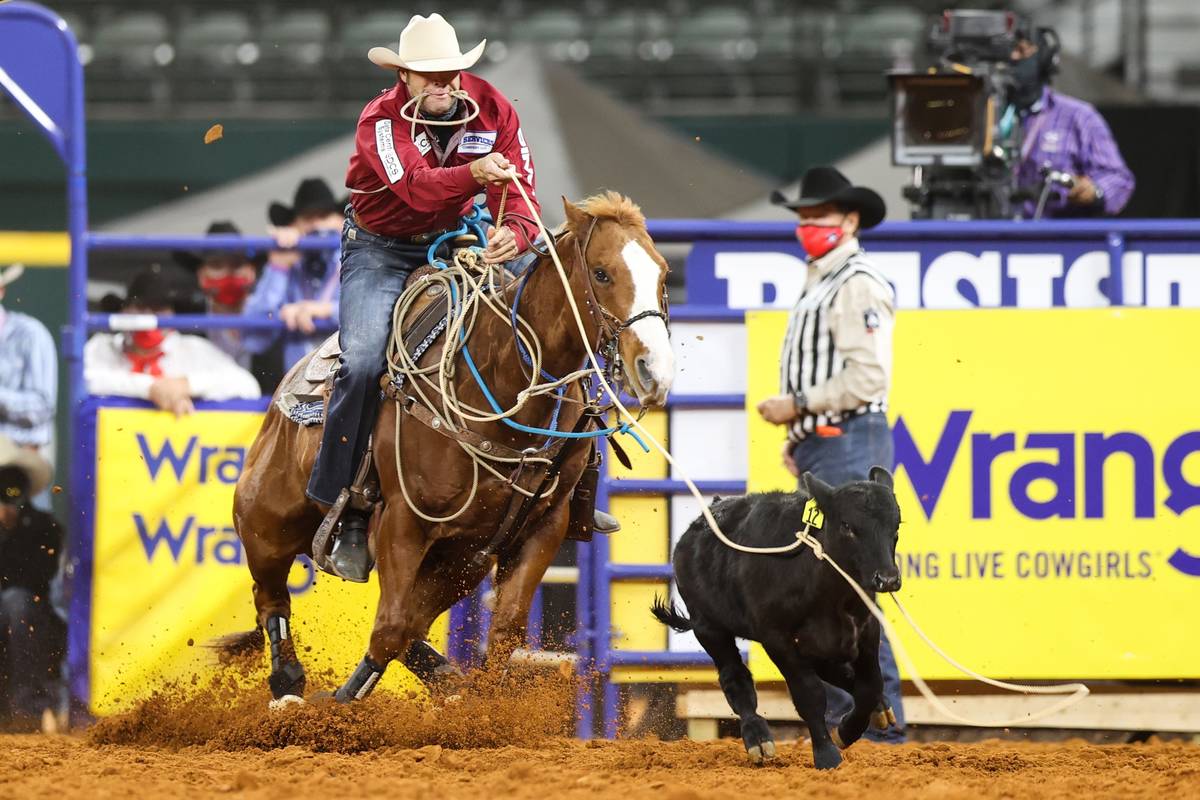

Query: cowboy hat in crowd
[0,436,52,499]
[172,221,267,271]
[268,178,346,228]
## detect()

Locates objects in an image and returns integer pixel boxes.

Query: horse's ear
[562,196,591,234]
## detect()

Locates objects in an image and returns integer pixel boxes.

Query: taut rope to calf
[497,171,1090,728]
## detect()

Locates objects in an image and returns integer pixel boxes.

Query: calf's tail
[650,596,693,632]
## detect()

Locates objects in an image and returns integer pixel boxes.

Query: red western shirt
[345,72,540,247]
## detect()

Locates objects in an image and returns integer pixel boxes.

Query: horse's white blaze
[620,239,675,396]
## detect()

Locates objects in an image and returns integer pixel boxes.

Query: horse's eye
[593,269,611,284]
[840,522,855,537]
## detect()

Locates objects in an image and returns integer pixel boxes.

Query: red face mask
[130,329,166,351]
[796,224,845,260]
[200,274,255,307]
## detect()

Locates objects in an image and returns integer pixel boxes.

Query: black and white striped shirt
[779,243,895,439]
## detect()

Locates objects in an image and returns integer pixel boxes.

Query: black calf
[652,467,901,770]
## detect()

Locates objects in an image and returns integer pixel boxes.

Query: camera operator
[1011,26,1134,218]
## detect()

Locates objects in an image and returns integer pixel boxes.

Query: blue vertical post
[593,456,616,737]
[0,1,91,715]
[574,537,595,738]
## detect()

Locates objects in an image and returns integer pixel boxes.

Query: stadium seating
[55,0,940,113]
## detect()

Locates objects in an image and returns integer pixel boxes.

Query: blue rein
[423,205,648,451]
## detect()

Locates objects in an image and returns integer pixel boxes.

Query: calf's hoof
[746,739,777,765]
[871,706,899,729]
[741,717,776,764]
[812,742,843,770]
[830,727,847,749]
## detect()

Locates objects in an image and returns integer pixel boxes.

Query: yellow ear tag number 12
[802,498,824,530]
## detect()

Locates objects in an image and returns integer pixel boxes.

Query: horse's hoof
[268,694,306,712]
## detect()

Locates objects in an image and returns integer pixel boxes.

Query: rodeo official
[756,166,907,743]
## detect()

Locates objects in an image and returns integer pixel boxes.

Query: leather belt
[350,209,453,245]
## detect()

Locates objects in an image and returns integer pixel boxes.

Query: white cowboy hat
[0,263,25,288]
[368,13,486,73]
[0,435,52,498]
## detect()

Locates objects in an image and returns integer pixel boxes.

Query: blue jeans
[306,222,429,506]
[791,411,906,743]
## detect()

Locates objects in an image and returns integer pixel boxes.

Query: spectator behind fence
[0,436,63,733]
[0,264,57,507]
[242,178,343,371]
[84,269,261,416]
[1011,26,1134,218]
[173,220,266,370]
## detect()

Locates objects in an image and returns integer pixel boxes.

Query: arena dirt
[4,671,1199,799]
[4,733,1199,799]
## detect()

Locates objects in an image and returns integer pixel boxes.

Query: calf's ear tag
[802,498,824,529]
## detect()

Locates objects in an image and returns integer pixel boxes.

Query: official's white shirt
[84,331,262,401]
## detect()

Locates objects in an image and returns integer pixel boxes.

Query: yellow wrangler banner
[89,405,439,714]
[747,308,1200,681]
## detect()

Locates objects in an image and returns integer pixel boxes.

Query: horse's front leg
[334,504,429,702]
[486,501,571,667]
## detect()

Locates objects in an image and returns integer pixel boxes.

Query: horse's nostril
[636,356,654,389]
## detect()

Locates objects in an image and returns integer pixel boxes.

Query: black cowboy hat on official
[770,166,887,230]
[0,435,53,500]
[268,178,347,227]
[173,221,268,271]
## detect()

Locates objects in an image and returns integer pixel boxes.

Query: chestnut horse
[222,192,674,703]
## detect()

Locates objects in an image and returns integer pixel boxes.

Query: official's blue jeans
[306,222,429,506]
[790,411,906,743]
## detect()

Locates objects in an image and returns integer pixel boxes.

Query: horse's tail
[208,627,265,664]
[650,596,693,633]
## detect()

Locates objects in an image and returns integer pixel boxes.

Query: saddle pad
[278,393,326,426]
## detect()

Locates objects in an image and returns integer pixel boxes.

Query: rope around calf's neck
[501,171,1090,728]
[794,528,1090,727]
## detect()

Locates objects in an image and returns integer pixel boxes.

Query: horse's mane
[579,191,646,230]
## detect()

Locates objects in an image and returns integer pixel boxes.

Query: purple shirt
[1017,88,1135,219]
[242,249,341,370]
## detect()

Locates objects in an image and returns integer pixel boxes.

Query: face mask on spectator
[796,223,845,260]
[1011,54,1044,110]
[200,274,255,306]
[130,329,167,351]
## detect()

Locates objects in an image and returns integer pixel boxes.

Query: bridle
[571,217,671,378]
[504,213,670,407]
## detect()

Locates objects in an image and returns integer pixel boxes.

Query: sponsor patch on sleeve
[375,119,404,183]
[459,130,497,155]
[863,309,881,332]
[414,131,432,157]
